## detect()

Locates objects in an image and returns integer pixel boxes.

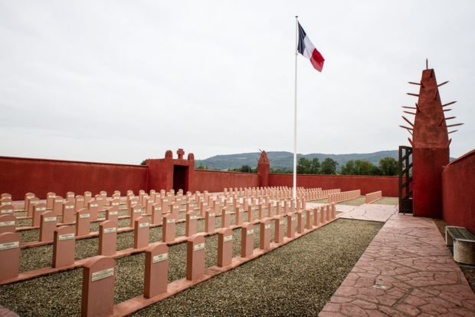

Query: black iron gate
[398,146,413,213]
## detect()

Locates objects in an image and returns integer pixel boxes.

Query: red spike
[448,130,458,134]
[402,106,417,109]
[402,116,414,126]
[443,109,452,112]
[438,80,449,87]
[404,111,416,115]
[415,103,421,112]
[408,81,421,85]
[442,101,457,107]
[426,58,428,69]
[407,93,419,97]
[445,116,456,120]
[447,123,464,128]
[446,139,452,148]
[408,138,414,147]
[399,125,413,130]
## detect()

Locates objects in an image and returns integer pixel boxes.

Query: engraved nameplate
[152,253,168,263]
[108,211,118,216]
[166,219,175,224]
[59,233,75,241]
[0,208,13,213]
[44,217,57,222]
[247,229,254,235]
[79,213,90,219]
[139,222,149,229]
[0,241,19,251]
[36,207,46,212]
[193,243,205,251]
[189,215,198,220]
[92,268,114,281]
[223,235,233,242]
[265,224,271,230]
[0,221,15,227]
[104,227,117,234]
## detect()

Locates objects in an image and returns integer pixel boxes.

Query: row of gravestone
[327,190,362,204]
[0,198,326,285]
[1,204,336,317]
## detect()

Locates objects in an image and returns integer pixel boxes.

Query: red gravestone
[40,211,57,242]
[0,204,14,216]
[241,223,255,258]
[130,204,144,227]
[258,204,265,220]
[98,220,117,256]
[326,204,331,222]
[297,210,305,234]
[331,203,336,219]
[260,219,271,251]
[235,208,243,226]
[247,206,254,223]
[151,203,162,225]
[62,201,75,224]
[306,209,314,230]
[186,211,198,237]
[217,228,233,267]
[144,242,169,298]
[287,213,296,239]
[27,196,39,217]
[274,216,285,244]
[186,234,205,282]
[313,207,320,227]
[46,192,56,209]
[162,214,176,243]
[0,232,20,282]
[75,195,85,212]
[83,191,92,204]
[320,206,326,224]
[81,256,115,317]
[52,196,64,216]
[33,202,47,227]
[76,208,91,237]
[205,211,215,233]
[105,206,119,223]
[53,226,75,268]
[24,192,35,215]
[0,214,16,234]
[87,200,99,221]
[94,194,105,211]
[134,217,150,249]
[221,208,231,228]
[267,203,274,218]
[66,191,75,203]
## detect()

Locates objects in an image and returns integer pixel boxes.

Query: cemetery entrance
[173,165,188,193]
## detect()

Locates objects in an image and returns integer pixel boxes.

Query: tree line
[217,156,398,176]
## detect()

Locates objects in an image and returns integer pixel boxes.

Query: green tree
[379,157,398,176]
[321,158,338,174]
[297,157,311,174]
[310,158,321,174]
[196,163,207,170]
[341,160,355,175]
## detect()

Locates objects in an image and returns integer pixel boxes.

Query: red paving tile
[319,213,475,316]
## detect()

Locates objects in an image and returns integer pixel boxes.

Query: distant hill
[196,150,400,172]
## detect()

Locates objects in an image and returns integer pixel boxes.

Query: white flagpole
[293,16,298,201]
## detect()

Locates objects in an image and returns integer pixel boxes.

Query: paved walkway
[319,211,475,316]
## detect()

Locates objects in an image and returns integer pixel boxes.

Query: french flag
[297,23,325,72]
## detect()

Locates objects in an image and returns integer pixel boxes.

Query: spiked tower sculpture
[401,60,463,218]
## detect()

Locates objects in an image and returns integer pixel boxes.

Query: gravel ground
[0,218,382,317]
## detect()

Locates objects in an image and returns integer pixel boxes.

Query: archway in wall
[173,165,188,192]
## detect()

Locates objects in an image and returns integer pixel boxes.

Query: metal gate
[398,146,413,213]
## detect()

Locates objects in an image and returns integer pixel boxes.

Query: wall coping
[445,149,475,168]
[0,156,146,169]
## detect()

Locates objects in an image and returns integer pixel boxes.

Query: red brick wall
[269,174,398,197]
[194,170,259,192]
[0,156,148,200]
[442,150,475,233]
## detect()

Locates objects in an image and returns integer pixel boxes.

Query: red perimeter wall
[269,174,398,197]
[442,150,475,233]
[194,170,259,192]
[0,156,148,200]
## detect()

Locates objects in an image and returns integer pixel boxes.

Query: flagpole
[293,16,298,202]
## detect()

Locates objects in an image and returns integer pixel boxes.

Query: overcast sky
[1,1,474,165]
